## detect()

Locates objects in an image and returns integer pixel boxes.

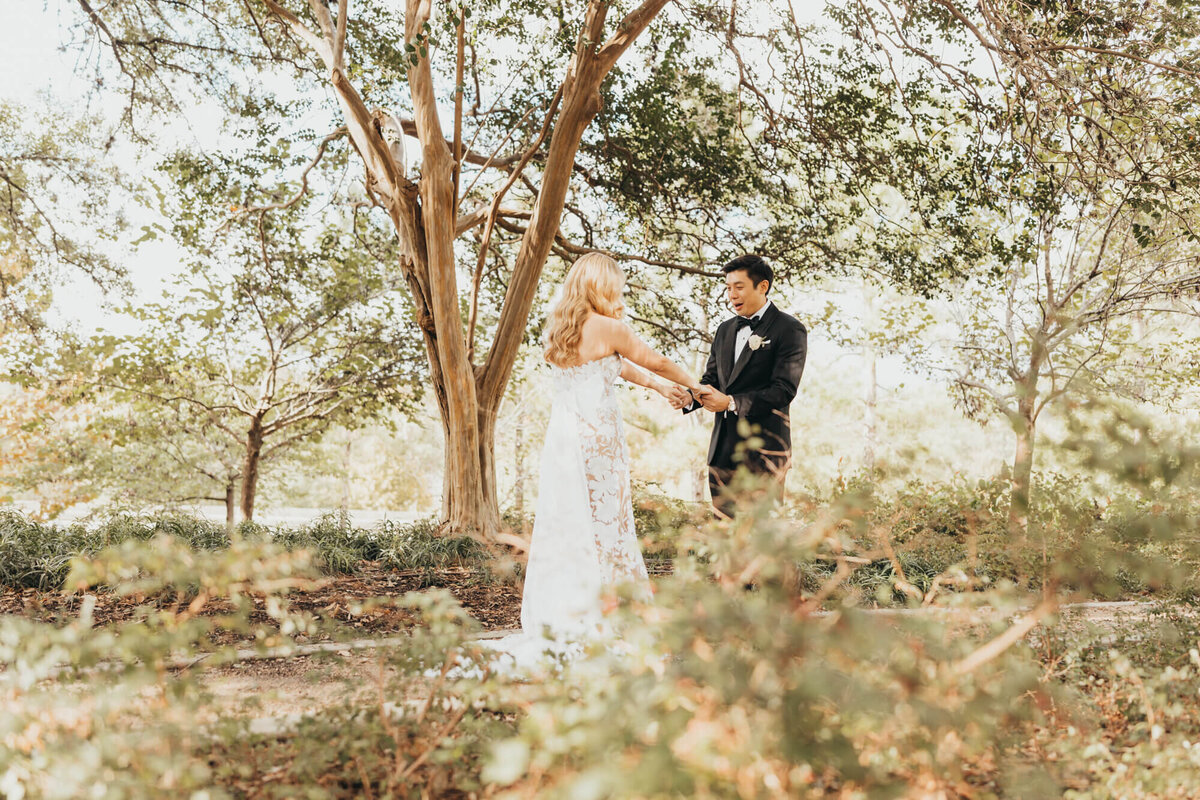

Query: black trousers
[708,467,738,519]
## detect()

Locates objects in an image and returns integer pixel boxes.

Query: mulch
[0,558,677,645]
[0,562,524,640]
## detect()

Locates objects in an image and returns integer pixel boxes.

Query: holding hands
[661,383,731,412]
[694,385,732,413]
[665,384,694,410]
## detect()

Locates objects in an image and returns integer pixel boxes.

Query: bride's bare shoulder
[586,313,629,332]
[580,313,619,335]
[586,314,632,345]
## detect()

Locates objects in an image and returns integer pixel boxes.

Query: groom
[671,255,807,517]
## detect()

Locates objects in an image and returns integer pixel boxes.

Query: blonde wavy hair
[544,253,625,367]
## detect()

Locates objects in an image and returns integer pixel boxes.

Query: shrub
[0,531,500,799]
[482,506,1057,797]
[788,469,1200,606]
[272,512,489,574]
[478,422,1200,797]
[0,511,87,590]
[0,510,231,591]
[632,480,708,559]
[7,407,1200,797]
[0,534,325,798]
[0,510,493,590]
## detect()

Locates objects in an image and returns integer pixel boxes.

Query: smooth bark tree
[948,203,1200,535]
[73,0,684,538]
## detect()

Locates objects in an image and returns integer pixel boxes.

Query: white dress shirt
[734,299,772,362]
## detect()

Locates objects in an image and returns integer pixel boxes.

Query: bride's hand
[663,384,691,409]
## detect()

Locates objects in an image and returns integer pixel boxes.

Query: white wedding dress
[483,353,651,673]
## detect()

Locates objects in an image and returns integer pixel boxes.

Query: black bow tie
[736,315,761,331]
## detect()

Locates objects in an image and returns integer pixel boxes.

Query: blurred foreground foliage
[2,409,1200,797]
[0,532,503,799]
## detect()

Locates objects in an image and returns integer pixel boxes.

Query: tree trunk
[863,344,878,471]
[400,0,491,538]
[513,404,526,516]
[424,30,609,540]
[434,380,501,538]
[478,401,501,529]
[341,436,352,512]
[224,482,236,535]
[1008,331,1046,538]
[862,281,879,471]
[240,417,265,521]
[1008,394,1036,537]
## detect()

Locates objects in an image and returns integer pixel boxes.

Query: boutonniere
[748,335,770,351]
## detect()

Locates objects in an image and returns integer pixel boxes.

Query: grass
[0,483,693,593]
[270,512,489,574]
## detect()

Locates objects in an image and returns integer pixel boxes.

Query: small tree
[97,398,250,528]
[0,388,249,525]
[946,211,1200,534]
[840,0,1200,533]
[0,384,104,517]
[67,205,424,521]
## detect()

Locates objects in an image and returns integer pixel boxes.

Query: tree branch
[596,0,676,74]
[260,0,331,63]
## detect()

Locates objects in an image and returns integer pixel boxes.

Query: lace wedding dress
[483,353,651,672]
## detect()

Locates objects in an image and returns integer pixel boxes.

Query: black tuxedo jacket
[684,303,807,471]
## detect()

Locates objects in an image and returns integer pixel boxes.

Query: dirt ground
[0,562,524,639]
[196,598,1175,730]
[198,649,402,725]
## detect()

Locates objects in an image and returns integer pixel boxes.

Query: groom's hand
[698,386,731,412]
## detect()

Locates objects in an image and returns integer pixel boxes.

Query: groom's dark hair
[723,254,773,292]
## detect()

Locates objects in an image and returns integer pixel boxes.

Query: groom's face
[726,270,770,317]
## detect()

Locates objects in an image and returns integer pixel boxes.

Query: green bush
[0,510,230,590]
[789,469,1200,606]
[0,534,325,798]
[476,421,1200,797]
[0,530,500,799]
[0,511,88,590]
[632,480,708,559]
[6,408,1200,797]
[272,512,489,574]
[0,510,493,590]
[482,506,1057,797]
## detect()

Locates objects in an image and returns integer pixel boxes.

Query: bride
[490,252,702,667]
